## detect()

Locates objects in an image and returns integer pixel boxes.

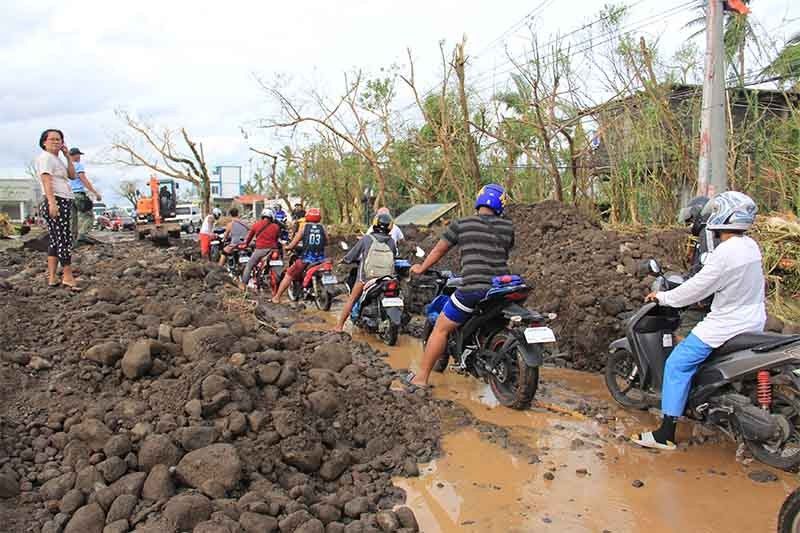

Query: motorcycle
[419,262,555,410]
[779,487,800,533]
[606,259,800,471]
[285,254,337,311]
[339,242,409,346]
[209,228,226,263]
[249,247,284,294]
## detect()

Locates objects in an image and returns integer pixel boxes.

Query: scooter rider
[218,207,250,266]
[274,203,290,242]
[333,212,398,332]
[272,207,327,304]
[407,184,514,388]
[633,191,766,450]
[241,208,281,289]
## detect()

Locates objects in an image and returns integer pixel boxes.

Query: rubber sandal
[631,431,677,451]
[397,372,431,393]
[47,282,60,288]
[61,283,83,293]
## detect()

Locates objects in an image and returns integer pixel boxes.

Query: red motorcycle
[244,246,284,295]
[285,255,338,311]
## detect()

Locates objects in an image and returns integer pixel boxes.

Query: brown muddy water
[297,311,796,532]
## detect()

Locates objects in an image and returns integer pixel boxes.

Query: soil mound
[0,241,437,532]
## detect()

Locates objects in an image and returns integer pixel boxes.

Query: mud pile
[0,242,436,532]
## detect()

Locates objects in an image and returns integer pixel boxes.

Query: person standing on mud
[199,207,221,260]
[35,129,80,290]
[68,147,101,246]
[633,191,765,451]
[406,184,514,388]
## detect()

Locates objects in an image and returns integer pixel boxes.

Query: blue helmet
[702,191,757,232]
[475,183,508,215]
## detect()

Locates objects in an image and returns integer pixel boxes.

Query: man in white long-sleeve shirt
[633,191,765,450]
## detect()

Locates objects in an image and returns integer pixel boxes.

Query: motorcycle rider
[199,207,222,260]
[333,212,398,332]
[273,203,290,242]
[272,207,327,304]
[367,207,404,244]
[634,191,766,450]
[218,207,250,266]
[407,184,514,388]
[241,208,281,289]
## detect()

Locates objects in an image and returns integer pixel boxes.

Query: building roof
[394,203,459,227]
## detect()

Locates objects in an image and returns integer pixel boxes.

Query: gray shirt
[442,214,514,291]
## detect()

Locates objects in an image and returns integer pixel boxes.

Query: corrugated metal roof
[394,203,458,227]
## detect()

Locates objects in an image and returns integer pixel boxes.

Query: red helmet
[305,208,321,223]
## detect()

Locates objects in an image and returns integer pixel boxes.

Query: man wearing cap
[68,148,102,245]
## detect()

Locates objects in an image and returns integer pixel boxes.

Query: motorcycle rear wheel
[778,487,800,533]
[487,331,539,410]
[744,386,800,472]
[605,349,649,410]
[381,321,399,346]
[313,279,332,311]
[287,281,300,302]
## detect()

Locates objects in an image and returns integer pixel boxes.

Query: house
[0,176,42,222]
[210,166,243,205]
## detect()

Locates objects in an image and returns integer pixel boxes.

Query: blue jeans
[662,333,713,417]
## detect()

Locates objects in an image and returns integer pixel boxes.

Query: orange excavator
[135,175,182,242]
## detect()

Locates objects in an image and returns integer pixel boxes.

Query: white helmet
[702,191,757,232]
[261,208,274,220]
[212,208,222,218]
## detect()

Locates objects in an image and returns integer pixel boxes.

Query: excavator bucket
[725,0,750,15]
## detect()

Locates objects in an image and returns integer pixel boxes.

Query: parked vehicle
[285,255,337,311]
[174,203,202,233]
[209,228,226,263]
[606,259,800,471]
[419,255,555,410]
[96,212,135,232]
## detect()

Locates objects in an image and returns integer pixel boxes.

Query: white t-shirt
[200,214,216,235]
[657,235,766,347]
[368,224,404,243]
[35,151,73,199]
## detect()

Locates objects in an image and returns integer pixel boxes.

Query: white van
[174,203,202,233]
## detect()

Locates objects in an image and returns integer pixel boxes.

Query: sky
[1,0,797,206]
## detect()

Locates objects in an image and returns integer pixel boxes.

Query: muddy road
[298,309,796,533]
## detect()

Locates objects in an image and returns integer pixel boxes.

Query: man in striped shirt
[409,184,514,387]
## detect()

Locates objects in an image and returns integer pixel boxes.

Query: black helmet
[678,196,710,237]
[372,213,393,235]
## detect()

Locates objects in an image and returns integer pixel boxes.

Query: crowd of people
[32,127,771,454]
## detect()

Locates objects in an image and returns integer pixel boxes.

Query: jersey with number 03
[302,223,326,262]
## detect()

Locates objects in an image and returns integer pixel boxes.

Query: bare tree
[116,180,139,211]
[109,111,212,215]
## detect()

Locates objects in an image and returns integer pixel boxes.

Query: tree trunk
[454,39,482,192]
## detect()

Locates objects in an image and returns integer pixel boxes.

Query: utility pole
[697,0,750,196]
[697,0,727,197]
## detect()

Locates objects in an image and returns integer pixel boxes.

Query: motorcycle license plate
[524,327,555,344]
[381,297,404,308]
[238,256,250,264]
[269,260,284,267]
[322,274,338,285]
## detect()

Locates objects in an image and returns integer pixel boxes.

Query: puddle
[294,310,795,532]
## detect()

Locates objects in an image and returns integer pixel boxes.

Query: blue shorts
[442,290,487,324]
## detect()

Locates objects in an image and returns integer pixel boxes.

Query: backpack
[362,234,395,279]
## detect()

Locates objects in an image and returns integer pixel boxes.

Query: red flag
[725,0,750,15]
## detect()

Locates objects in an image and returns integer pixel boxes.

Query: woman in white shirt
[35,129,79,290]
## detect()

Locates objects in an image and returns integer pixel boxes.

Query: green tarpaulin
[394,203,458,227]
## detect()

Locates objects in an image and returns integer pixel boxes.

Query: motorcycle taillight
[383,280,399,297]
[505,292,527,301]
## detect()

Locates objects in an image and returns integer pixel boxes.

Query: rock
[281,438,324,473]
[632,479,645,488]
[395,507,418,531]
[172,308,193,328]
[275,363,297,389]
[121,339,153,379]
[296,519,325,533]
[185,399,203,418]
[138,434,180,472]
[311,344,352,373]
[376,511,400,532]
[103,519,130,533]
[344,497,370,518]
[163,493,212,530]
[64,503,105,533]
[142,464,175,501]
[600,296,626,316]
[69,418,113,451]
[2,351,30,365]
[311,503,341,525]
[182,324,234,360]
[42,514,71,533]
[765,315,784,333]
[106,493,138,523]
[202,374,231,399]
[97,457,127,484]
[64,440,91,468]
[0,472,20,498]
[103,435,132,458]
[176,444,242,493]
[175,426,218,451]
[29,355,53,370]
[247,410,267,432]
[228,411,248,436]
[748,470,778,483]
[40,472,77,500]
[195,521,236,533]
[75,465,105,492]
[308,390,339,418]
[83,342,125,366]
[257,363,282,385]
[240,511,278,533]
[59,489,85,514]
[158,324,173,343]
[279,510,312,532]
[95,472,146,511]
[319,450,351,481]
[543,472,555,481]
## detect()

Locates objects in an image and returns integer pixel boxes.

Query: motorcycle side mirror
[415,247,425,258]
[648,259,661,275]
[340,241,349,251]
